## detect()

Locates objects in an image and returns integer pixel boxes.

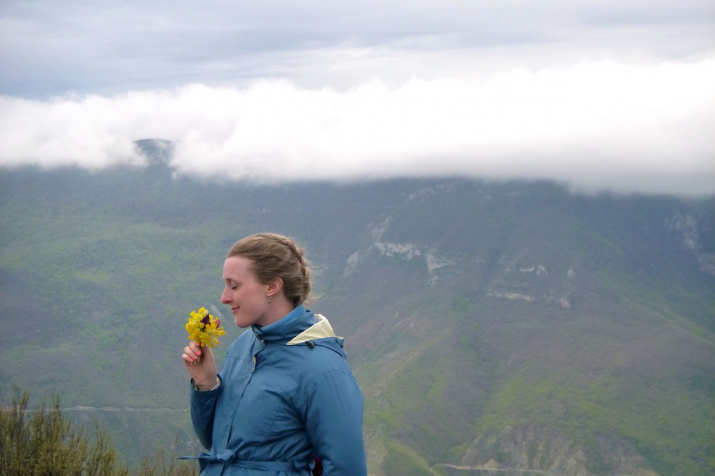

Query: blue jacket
[189,306,367,475]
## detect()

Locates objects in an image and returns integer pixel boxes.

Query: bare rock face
[667,212,715,276]
[460,426,659,476]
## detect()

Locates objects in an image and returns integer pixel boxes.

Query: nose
[221,287,231,304]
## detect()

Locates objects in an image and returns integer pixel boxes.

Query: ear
[267,277,284,296]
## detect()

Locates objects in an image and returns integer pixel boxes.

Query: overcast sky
[1,0,714,195]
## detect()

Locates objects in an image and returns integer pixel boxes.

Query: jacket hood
[252,308,346,357]
[287,314,340,344]
[288,314,346,357]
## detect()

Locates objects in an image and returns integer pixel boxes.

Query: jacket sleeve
[304,369,367,475]
[190,376,222,450]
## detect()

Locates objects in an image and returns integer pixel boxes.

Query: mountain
[1,151,713,475]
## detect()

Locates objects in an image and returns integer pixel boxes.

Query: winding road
[430,463,638,476]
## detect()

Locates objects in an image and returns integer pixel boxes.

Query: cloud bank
[1,57,713,195]
[1,0,714,195]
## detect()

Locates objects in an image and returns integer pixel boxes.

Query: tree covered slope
[1,162,713,475]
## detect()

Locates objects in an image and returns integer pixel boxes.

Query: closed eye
[225,280,240,290]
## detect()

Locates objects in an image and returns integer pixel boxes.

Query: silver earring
[267,296,272,304]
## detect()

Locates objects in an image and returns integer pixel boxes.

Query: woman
[182,233,367,475]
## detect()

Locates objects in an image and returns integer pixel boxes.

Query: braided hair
[227,233,312,307]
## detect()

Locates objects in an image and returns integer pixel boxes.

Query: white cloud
[1,56,713,195]
[1,1,713,194]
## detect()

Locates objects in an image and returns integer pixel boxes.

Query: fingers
[182,341,203,366]
[181,342,219,390]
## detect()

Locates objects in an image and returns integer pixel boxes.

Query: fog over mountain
[2,4,713,472]
[1,1,714,196]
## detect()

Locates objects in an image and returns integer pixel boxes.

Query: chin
[234,315,254,329]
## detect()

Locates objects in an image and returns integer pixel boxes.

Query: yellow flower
[186,307,226,348]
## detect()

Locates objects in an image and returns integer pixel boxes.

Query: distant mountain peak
[133,139,175,173]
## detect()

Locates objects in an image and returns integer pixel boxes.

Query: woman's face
[221,256,272,328]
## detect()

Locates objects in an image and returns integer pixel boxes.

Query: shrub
[0,388,128,476]
[0,388,197,476]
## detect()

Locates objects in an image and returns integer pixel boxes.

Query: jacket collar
[252,305,315,343]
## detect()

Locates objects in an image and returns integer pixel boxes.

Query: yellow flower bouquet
[186,307,226,351]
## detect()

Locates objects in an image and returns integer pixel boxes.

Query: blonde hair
[227,233,312,307]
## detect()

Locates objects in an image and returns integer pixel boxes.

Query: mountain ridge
[0,160,713,475]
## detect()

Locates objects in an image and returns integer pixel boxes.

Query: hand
[182,341,218,390]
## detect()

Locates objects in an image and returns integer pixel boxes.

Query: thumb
[195,342,216,363]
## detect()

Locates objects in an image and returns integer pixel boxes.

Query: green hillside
[1,159,713,475]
